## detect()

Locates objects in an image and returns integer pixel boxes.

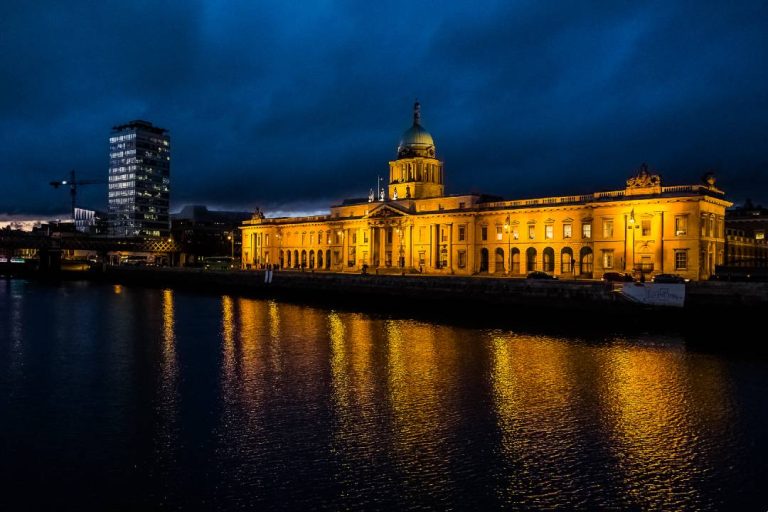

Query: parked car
[526,271,558,280]
[602,272,634,283]
[204,256,236,271]
[652,273,687,283]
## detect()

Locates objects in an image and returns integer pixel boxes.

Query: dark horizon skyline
[1,1,766,219]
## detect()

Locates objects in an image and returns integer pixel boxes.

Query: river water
[0,278,766,510]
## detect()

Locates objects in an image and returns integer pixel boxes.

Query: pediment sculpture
[626,164,661,188]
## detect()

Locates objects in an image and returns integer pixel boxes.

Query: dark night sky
[1,1,766,218]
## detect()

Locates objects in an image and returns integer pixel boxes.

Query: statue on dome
[393,188,398,200]
[368,189,374,202]
[379,188,385,201]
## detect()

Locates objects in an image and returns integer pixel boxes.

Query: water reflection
[490,333,589,506]
[386,321,462,505]
[598,345,733,510]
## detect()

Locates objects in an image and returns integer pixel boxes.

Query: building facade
[725,202,768,268]
[108,120,171,237]
[242,103,731,281]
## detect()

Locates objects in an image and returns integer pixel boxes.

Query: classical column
[369,226,375,266]
[342,228,349,271]
[433,223,440,269]
[468,220,476,274]
[447,223,453,271]
[380,227,387,267]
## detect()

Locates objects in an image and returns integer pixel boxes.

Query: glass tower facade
[108,120,170,237]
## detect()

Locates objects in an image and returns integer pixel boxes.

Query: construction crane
[50,169,106,221]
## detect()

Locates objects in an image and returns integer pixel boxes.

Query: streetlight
[504,215,511,275]
[227,233,234,261]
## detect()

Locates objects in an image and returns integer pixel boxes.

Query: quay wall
[89,268,768,312]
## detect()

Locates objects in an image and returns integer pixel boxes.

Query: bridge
[0,232,182,253]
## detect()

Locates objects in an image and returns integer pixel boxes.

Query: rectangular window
[265,234,269,246]
[442,228,448,242]
[327,233,331,244]
[675,250,687,270]
[545,225,553,240]
[563,223,572,239]
[387,229,393,244]
[458,202,465,209]
[641,219,651,237]
[582,222,592,239]
[418,251,426,266]
[301,234,305,245]
[603,219,614,239]
[458,225,466,241]
[512,228,519,240]
[602,249,614,269]
[458,250,466,268]
[675,215,687,236]
[353,232,358,244]
[496,226,503,241]
[528,225,535,239]
[481,226,488,241]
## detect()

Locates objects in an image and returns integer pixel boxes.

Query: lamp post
[227,233,234,260]
[504,215,511,275]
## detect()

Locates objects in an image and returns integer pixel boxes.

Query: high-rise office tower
[107,120,171,237]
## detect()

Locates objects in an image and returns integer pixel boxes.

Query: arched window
[495,248,505,273]
[294,250,299,268]
[543,247,555,272]
[301,250,307,268]
[580,247,593,275]
[561,247,573,273]
[317,250,323,269]
[526,247,537,272]
[309,250,315,268]
[511,248,521,274]
[480,248,489,272]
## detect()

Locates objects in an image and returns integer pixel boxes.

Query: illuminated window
[603,219,614,239]
[513,228,519,240]
[641,219,651,237]
[582,222,592,239]
[528,225,535,239]
[602,249,614,269]
[481,226,488,241]
[496,226,503,241]
[675,250,687,270]
[675,215,688,236]
[545,225,553,240]
[756,231,765,240]
[458,225,466,241]
[563,223,572,239]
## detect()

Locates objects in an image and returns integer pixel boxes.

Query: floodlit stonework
[242,103,731,280]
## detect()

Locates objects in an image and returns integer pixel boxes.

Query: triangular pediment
[365,203,409,219]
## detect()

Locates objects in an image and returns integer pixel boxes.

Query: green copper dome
[397,101,436,159]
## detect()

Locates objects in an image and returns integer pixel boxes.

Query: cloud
[1,0,766,216]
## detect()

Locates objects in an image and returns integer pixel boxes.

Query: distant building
[725,201,768,268]
[74,207,106,234]
[242,102,731,280]
[107,120,170,237]
[171,205,252,264]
